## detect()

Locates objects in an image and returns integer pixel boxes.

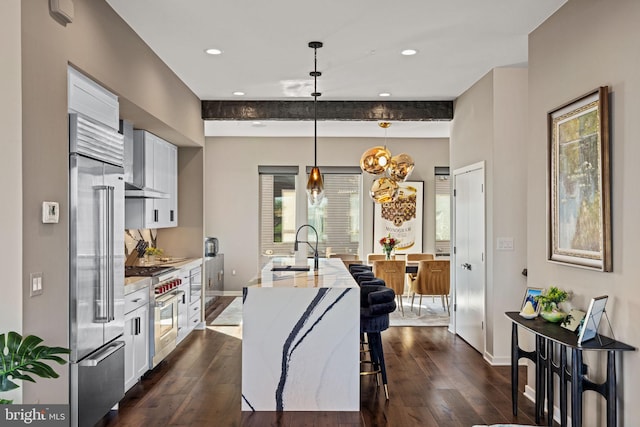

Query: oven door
[152,292,178,367]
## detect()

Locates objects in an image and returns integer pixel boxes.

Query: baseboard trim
[483,353,511,366]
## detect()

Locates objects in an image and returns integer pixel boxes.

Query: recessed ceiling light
[379,92,391,97]
[232,91,245,96]
[401,49,418,56]
[205,48,223,55]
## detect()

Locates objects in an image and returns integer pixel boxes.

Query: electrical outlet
[30,272,43,297]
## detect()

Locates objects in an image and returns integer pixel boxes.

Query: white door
[453,163,485,353]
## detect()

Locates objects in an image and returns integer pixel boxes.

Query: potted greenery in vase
[535,286,569,323]
[1,332,70,404]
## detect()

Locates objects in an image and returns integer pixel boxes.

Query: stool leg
[370,332,389,400]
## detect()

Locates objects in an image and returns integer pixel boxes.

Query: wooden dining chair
[406,253,435,262]
[373,260,407,315]
[367,253,393,263]
[405,253,436,297]
[409,260,450,315]
[331,253,359,261]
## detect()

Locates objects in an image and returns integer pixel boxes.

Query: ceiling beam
[201,100,453,121]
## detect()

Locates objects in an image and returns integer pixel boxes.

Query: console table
[506,311,635,427]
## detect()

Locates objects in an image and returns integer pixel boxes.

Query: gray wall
[204,136,450,292]
[528,0,640,425]
[20,0,204,403]
[0,0,23,404]
[451,67,528,363]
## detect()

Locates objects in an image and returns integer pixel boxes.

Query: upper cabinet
[125,130,178,229]
[68,67,119,130]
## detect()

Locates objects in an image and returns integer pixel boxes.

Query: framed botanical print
[548,86,611,271]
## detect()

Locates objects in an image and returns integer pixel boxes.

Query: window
[307,168,362,258]
[434,167,451,255]
[259,167,298,258]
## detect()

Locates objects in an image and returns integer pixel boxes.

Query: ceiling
[105,0,566,138]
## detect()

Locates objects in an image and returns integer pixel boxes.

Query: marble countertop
[136,257,202,270]
[249,257,357,289]
[124,276,151,294]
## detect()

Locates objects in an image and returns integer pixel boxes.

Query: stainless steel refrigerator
[69,113,126,427]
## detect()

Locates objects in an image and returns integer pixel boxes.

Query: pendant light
[360,122,392,175]
[306,41,324,206]
[361,122,415,203]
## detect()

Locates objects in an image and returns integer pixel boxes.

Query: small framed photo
[561,309,586,332]
[520,287,543,318]
[577,295,609,345]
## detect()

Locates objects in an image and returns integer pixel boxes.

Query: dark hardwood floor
[98,297,548,427]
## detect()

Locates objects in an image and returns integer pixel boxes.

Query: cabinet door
[176,285,189,343]
[133,305,149,380]
[166,144,178,227]
[123,311,137,391]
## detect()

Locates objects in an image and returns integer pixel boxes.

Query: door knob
[461,263,472,270]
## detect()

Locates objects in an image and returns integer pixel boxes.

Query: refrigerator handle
[108,186,115,321]
[93,185,114,323]
[78,341,125,367]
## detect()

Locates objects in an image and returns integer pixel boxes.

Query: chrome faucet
[294,224,319,271]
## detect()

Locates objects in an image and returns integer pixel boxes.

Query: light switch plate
[42,201,60,223]
[30,272,43,297]
[497,237,514,251]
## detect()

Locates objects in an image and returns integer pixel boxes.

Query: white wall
[204,136,449,292]
[0,0,22,404]
[450,68,528,363]
[528,1,640,425]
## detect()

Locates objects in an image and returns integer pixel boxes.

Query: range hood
[124,182,169,199]
[121,120,170,199]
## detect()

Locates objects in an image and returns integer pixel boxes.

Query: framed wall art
[548,86,611,271]
[373,181,423,254]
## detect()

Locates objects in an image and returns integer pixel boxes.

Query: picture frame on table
[548,86,612,271]
[577,295,609,345]
[373,181,423,254]
[519,287,543,319]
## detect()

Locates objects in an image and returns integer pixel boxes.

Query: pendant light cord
[313,45,318,167]
[309,41,322,168]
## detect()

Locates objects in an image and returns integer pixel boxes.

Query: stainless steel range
[125,266,182,368]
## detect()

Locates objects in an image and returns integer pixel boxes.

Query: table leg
[547,341,554,427]
[511,322,519,416]
[606,351,616,427]
[536,336,546,424]
[571,348,583,427]
[560,346,568,427]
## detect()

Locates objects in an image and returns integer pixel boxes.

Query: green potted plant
[535,286,569,323]
[1,332,70,404]
[145,246,163,264]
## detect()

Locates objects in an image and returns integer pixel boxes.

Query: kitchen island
[242,258,359,411]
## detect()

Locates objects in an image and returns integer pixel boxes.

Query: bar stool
[360,284,396,399]
[349,264,372,275]
[359,278,386,288]
[353,270,375,284]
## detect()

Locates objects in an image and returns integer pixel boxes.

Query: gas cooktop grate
[125,265,174,277]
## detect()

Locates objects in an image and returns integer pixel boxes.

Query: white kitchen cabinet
[125,131,178,229]
[68,66,119,130]
[124,288,149,392]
